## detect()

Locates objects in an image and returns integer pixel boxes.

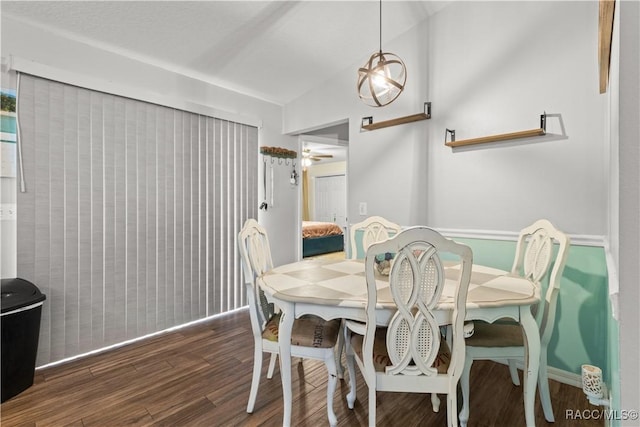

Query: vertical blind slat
[33,78,51,362]
[63,84,80,356]
[112,96,127,345]
[156,107,167,331]
[164,109,175,328]
[77,88,92,354]
[145,104,157,332]
[48,82,65,361]
[125,99,138,339]
[199,116,207,317]
[90,91,105,347]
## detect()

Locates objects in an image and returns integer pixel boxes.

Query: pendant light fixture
[357,0,407,107]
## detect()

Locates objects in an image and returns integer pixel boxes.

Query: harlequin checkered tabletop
[259,259,539,310]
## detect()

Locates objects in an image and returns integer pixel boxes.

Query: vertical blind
[16,73,258,366]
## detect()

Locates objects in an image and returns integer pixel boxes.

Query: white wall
[285,1,606,236]
[0,15,299,268]
[426,1,605,235]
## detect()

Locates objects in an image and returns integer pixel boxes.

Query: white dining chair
[349,215,402,259]
[458,219,570,427]
[238,219,341,426]
[343,226,473,427]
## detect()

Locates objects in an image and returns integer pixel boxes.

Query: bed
[302,221,344,257]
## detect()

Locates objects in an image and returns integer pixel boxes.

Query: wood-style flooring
[0,308,602,426]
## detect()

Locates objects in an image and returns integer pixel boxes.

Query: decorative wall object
[598,0,615,94]
[259,146,298,210]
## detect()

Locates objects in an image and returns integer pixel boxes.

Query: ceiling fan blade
[303,148,334,160]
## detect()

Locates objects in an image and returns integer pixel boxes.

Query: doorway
[299,124,348,259]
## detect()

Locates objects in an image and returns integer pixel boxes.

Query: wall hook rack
[361,102,431,131]
[260,146,297,162]
[445,112,547,148]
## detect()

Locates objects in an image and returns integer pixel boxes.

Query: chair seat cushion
[464,321,523,347]
[350,327,451,374]
[263,313,340,348]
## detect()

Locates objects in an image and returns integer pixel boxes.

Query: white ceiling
[1,0,449,106]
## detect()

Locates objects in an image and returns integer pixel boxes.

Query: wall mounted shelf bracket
[445,112,547,148]
[361,102,431,131]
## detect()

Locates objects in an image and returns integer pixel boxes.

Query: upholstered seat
[349,328,452,374]
[463,321,523,347]
[263,313,341,348]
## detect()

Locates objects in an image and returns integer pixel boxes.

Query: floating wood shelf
[445,128,546,148]
[445,112,548,148]
[362,113,430,131]
[361,102,431,131]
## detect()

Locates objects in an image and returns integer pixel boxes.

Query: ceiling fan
[302,148,333,162]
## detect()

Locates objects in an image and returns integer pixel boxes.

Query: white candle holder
[581,364,609,406]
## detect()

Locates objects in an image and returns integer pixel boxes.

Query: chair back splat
[238,219,276,340]
[349,216,402,259]
[511,219,570,346]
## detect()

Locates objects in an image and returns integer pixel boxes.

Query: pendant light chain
[379,0,382,54]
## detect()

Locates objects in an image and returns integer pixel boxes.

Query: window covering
[16,73,258,366]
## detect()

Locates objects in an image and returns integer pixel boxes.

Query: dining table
[257,257,542,427]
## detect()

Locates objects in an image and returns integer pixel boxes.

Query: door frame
[296,134,349,259]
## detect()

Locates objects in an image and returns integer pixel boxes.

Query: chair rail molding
[435,227,605,248]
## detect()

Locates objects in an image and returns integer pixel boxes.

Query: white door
[314,175,347,229]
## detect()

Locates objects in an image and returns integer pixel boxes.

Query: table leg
[520,306,540,427]
[278,302,295,427]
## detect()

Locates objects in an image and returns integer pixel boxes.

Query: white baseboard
[493,359,582,388]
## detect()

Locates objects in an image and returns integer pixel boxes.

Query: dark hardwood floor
[0,309,602,426]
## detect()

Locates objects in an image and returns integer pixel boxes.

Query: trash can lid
[1,278,46,314]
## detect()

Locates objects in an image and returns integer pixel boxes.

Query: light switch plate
[359,202,367,216]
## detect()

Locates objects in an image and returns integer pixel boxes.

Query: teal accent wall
[453,238,609,377]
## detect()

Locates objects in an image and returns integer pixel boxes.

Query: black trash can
[1,278,46,402]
